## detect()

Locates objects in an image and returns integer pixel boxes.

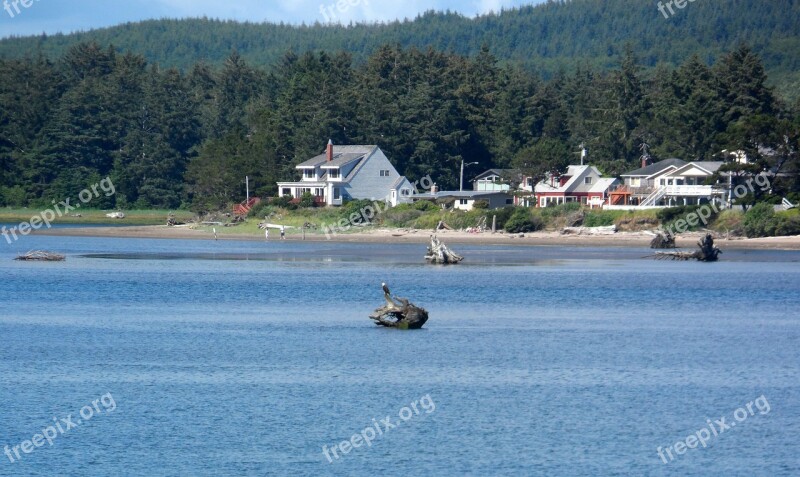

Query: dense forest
[1,39,797,211]
[1,0,799,211]
[1,0,799,99]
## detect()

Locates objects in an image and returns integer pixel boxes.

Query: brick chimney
[327,139,333,162]
[641,155,649,169]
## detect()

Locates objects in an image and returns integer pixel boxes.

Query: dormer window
[585,177,593,185]
[329,169,340,179]
[303,169,315,179]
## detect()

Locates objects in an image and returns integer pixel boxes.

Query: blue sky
[0,0,543,38]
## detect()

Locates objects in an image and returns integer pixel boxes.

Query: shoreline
[30,225,800,250]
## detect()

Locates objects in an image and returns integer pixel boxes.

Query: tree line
[0,42,797,211]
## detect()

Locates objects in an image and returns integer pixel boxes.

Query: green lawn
[0,208,194,226]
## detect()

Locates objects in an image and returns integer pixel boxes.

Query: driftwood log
[15,251,66,262]
[650,231,676,249]
[370,283,429,330]
[653,234,721,262]
[425,235,463,264]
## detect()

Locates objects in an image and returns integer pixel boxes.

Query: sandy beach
[33,225,800,250]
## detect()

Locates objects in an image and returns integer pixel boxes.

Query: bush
[743,202,777,237]
[775,210,800,236]
[540,202,582,218]
[299,191,316,208]
[712,210,745,237]
[657,204,719,232]
[472,200,489,210]
[413,200,439,212]
[584,210,625,227]
[271,195,293,208]
[504,207,543,233]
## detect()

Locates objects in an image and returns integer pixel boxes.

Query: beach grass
[0,208,194,226]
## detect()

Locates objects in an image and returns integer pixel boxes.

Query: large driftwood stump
[425,235,463,265]
[653,234,721,262]
[650,231,676,249]
[370,283,429,330]
[15,251,65,262]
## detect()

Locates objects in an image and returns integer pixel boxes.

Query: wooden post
[492,215,497,234]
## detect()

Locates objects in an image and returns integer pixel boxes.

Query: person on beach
[280,225,286,240]
[265,228,270,241]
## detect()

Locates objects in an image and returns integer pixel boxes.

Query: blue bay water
[1,234,799,476]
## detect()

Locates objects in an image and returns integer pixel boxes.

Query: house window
[329,169,340,179]
[282,188,292,197]
[303,169,315,179]
[333,187,341,200]
[380,170,391,177]
[506,198,513,205]
[585,177,593,185]
[401,189,411,196]
[459,199,469,205]
[315,188,325,197]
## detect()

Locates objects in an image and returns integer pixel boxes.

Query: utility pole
[460,160,479,192]
[245,176,250,203]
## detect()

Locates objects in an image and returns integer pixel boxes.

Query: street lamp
[460,160,480,192]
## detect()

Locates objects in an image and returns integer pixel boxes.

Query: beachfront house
[413,189,515,211]
[610,159,726,207]
[276,141,414,207]
[610,158,687,206]
[534,165,619,208]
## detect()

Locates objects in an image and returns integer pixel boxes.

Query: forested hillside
[1,40,797,211]
[1,0,799,98]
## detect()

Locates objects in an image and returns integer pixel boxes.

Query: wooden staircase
[233,197,261,216]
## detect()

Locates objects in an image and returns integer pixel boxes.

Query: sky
[0,0,544,38]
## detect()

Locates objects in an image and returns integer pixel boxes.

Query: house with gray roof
[277,141,414,207]
[534,165,620,208]
[611,159,726,207]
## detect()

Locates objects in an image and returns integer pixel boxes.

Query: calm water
[1,235,799,476]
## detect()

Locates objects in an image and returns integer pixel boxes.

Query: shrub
[472,200,489,210]
[743,202,777,237]
[712,210,745,237]
[504,207,543,233]
[413,200,439,212]
[775,209,800,236]
[583,210,625,227]
[299,191,316,208]
[271,195,293,208]
[657,204,719,232]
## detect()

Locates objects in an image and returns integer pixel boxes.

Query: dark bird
[382,282,391,295]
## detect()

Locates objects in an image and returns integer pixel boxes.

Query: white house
[413,190,515,211]
[534,165,619,208]
[277,141,414,207]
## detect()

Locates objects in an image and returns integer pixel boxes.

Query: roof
[589,178,619,193]
[668,161,724,176]
[415,191,513,200]
[535,165,600,194]
[296,145,377,169]
[622,158,687,177]
[472,169,523,182]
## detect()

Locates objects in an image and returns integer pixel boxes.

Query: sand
[32,225,800,250]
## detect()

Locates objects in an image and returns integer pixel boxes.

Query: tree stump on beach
[15,251,65,262]
[425,235,463,264]
[653,234,721,262]
[370,283,429,330]
[650,231,676,249]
